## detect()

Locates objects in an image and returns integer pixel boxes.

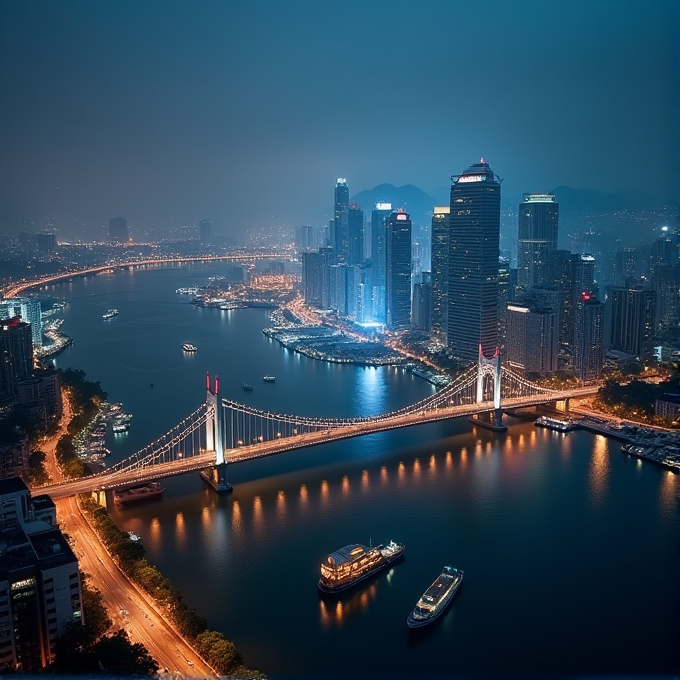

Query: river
[46,262,677,679]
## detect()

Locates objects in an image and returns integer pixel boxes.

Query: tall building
[199,219,211,243]
[108,216,128,244]
[613,248,640,286]
[0,300,41,350]
[574,293,604,382]
[517,194,559,292]
[296,225,324,253]
[332,179,350,262]
[430,206,450,343]
[497,257,510,355]
[609,286,656,359]
[447,159,502,362]
[370,203,392,322]
[0,478,82,672]
[348,205,364,266]
[385,209,412,330]
[412,274,432,331]
[506,302,558,376]
[0,318,34,398]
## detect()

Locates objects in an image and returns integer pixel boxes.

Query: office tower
[199,219,211,243]
[108,216,128,243]
[609,287,656,359]
[430,207,450,344]
[0,318,34,390]
[506,302,559,376]
[302,252,324,307]
[370,203,392,321]
[348,205,364,266]
[329,264,349,315]
[517,194,559,292]
[447,159,502,362]
[497,257,510,355]
[574,293,604,381]
[0,299,41,350]
[385,209,412,330]
[332,178,350,262]
[0,478,82,672]
[346,265,367,320]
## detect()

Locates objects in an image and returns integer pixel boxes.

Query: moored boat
[318,540,404,593]
[407,565,463,628]
[263,375,276,382]
[113,482,163,507]
[534,415,579,432]
[242,383,253,391]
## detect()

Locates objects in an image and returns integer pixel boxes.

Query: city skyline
[0,1,677,235]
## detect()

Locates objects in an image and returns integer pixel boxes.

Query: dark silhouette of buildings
[108,216,128,244]
[430,206,450,344]
[332,179,350,263]
[517,193,559,292]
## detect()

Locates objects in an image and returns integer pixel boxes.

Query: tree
[93,629,158,677]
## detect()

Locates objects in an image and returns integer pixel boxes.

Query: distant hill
[350,184,438,223]
[548,186,658,213]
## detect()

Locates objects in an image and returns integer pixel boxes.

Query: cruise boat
[263,375,276,382]
[318,540,404,593]
[182,343,198,352]
[534,415,580,432]
[102,308,119,319]
[113,482,163,507]
[407,565,463,628]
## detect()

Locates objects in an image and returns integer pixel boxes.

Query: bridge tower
[475,346,506,430]
[202,373,233,493]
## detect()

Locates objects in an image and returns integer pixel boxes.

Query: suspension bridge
[40,350,599,500]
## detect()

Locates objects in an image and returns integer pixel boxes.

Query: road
[38,392,216,677]
[56,496,216,679]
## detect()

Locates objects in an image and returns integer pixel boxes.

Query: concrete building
[0,478,82,672]
[370,203,392,322]
[608,286,656,359]
[506,302,559,376]
[332,179,350,263]
[517,193,559,292]
[385,209,412,330]
[430,206,449,344]
[348,205,364,266]
[574,293,605,382]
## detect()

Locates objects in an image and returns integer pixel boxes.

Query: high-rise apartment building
[0,318,33,393]
[0,478,82,672]
[332,179,350,262]
[296,226,325,253]
[447,159,501,362]
[430,206,450,344]
[0,300,41,350]
[385,209,412,330]
[609,287,656,359]
[108,216,128,244]
[517,194,559,292]
[348,205,364,266]
[574,293,604,382]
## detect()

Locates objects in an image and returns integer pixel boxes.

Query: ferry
[318,540,404,594]
[534,415,580,432]
[263,375,276,382]
[102,308,119,319]
[182,343,198,352]
[113,482,163,507]
[112,421,129,433]
[407,566,463,628]
[242,383,254,391]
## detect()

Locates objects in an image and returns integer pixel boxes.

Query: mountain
[350,184,438,223]
[548,186,659,213]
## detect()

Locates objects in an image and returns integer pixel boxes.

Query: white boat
[102,308,119,319]
[407,566,463,628]
[182,343,198,352]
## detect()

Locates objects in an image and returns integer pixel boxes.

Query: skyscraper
[430,206,450,343]
[517,194,559,292]
[370,202,392,322]
[506,302,558,376]
[108,216,128,244]
[609,286,656,359]
[348,204,364,266]
[385,209,412,330]
[574,293,604,382]
[332,179,350,262]
[447,159,502,362]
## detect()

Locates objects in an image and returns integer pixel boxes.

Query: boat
[407,565,463,628]
[534,415,579,432]
[112,421,130,433]
[318,540,405,593]
[113,482,163,507]
[102,308,119,319]
[263,375,276,382]
[242,384,253,391]
[182,343,198,352]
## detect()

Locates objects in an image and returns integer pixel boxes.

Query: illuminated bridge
[40,352,599,500]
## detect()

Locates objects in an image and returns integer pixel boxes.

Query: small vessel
[114,482,163,507]
[263,375,276,382]
[534,415,579,432]
[407,566,463,629]
[102,308,119,319]
[112,421,130,433]
[242,383,254,391]
[182,343,198,352]
[318,540,405,593]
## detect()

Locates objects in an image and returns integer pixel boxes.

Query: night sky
[0,1,677,235]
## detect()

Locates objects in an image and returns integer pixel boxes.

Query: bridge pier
[200,463,233,494]
[92,490,108,508]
